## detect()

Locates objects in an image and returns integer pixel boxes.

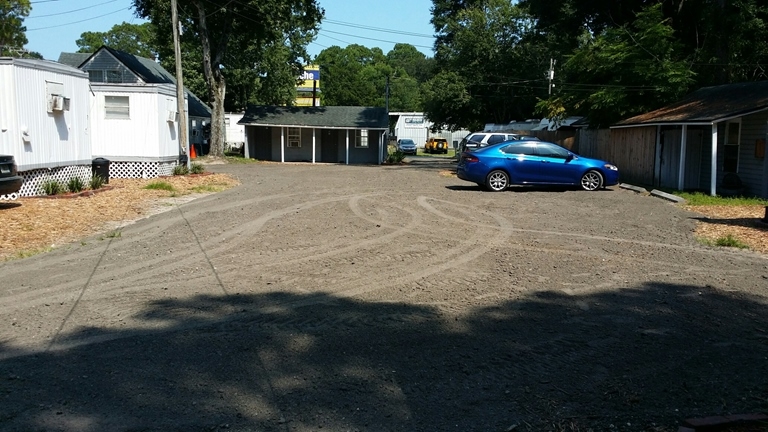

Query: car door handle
[541,160,550,163]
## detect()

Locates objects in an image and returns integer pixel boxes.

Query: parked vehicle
[425,137,449,154]
[456,140,619,192]
[0,155,23,199]
[458,132,539,153]
[396,138,418,155]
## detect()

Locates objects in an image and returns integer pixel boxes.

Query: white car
[458,132,539,153]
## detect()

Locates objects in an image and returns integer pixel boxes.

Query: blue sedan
[456,140,619,192]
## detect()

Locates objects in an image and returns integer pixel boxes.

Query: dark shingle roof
[65,46,211,118]
[57,52,91,68]
[615,81,768,127]
[239,106,389,129]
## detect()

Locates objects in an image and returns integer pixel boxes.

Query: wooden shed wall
[576,127,656,185]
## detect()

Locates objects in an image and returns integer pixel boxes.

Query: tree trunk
[209,74,226,157]
[193,0,231,157]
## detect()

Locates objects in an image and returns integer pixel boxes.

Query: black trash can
[92,158,110,184]
[178,154,188,166]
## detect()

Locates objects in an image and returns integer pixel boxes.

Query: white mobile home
[0,58,91,196]
[90,83,182,178]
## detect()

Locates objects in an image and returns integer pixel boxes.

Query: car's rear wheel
[580,170,603,191]
[485,170,509,192]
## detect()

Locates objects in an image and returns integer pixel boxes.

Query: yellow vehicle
[425,137,449,154]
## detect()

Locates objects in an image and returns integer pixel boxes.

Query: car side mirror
[566,153,574,162]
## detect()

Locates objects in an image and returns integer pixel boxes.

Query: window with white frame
[105,96,130,119]
[287,127,301,147]
[355,129,369,148]
[724,121,740,173]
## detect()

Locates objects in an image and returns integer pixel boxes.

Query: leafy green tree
[425,0,550,130]
[386,43,434,83]
[76,22,158,58]
[0,0,31,57]
[133,0,324,156]
[536,3,695,128]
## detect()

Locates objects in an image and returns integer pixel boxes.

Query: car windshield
[400,140,414,145]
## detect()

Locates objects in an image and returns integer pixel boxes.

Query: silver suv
[458,132,539,153]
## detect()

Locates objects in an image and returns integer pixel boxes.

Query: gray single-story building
[612,81,768,198]
[238,105,389,164]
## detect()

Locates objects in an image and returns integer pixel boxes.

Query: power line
[26,0,120,19]
[26,7,131,31]
[320,29,433,50]
[322,19,434,39]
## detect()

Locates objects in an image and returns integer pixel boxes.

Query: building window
[287,127,301,147]
[724,121,740,173]
[106,70,122,83]
[105,95,130,119]
[88,70,104,82]
[355,129,368,148]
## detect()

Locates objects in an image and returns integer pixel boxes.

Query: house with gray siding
[239,106,389,165]
[612,81,768,198]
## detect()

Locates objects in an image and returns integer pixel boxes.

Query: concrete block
[619,183,649,194]
[650,189,687,204]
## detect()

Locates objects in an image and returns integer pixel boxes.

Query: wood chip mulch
[0,174,239,260]
[685,204,768,254]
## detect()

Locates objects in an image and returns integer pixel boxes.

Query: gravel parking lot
[1,160,767,431]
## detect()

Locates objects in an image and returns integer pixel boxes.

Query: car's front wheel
[485,170,509,192]
[580,170,603,191]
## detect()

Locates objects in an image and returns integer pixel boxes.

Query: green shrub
[386,150,406,164]
[190,162,205,174]
[90,174,106,190]
[41,180,65,195]
[143,181,175,192]
[714,235,749,249]
[173,164,189,175]
[67,176,85,193]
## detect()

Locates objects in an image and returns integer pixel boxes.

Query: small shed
[239,106,389,164]
[0,57,91,196]
[613,81,768,198]
[224,112,246,151]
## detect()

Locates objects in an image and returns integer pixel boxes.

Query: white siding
[0,59,91,171]
[90,84,180,161]
[225,112,245,146]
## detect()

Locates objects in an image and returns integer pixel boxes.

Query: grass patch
[699,234,749,249]
[191,184,226,193]
[67,176,85,193]
[10,246,54,260]
[143,181,176,192]
[190,162,205,174]
[90,174,106,190]
[173,164,189,175]
[670,191,768,206]
[224,155,259,164]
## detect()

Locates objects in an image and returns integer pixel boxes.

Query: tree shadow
[1,283,767,431]
[692,216,768,231]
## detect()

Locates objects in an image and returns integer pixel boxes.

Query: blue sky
[24,0,436,61]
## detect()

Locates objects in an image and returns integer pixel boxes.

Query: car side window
[536,143,571,159]
[501,143,537,155]
[467,134,483,143]
[487,135,506,145]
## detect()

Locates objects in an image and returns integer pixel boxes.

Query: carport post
[678,124,687,190]
[312,128,316,164]
[710,123,718,196]
[281,127,285,163]
[345,129,349,165]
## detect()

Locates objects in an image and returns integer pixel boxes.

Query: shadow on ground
[1,282,767,431]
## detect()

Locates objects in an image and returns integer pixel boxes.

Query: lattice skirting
[109,161,177,179]
[18,161,181,197]
[18,165,92,197]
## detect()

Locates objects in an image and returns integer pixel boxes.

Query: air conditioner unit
[62,97,71,111]
[166,110,177,122]
[52,96,64,111]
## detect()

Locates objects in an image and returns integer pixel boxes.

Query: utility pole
[171,0,190,170]
[547,58,555,95]
[385,75,390,113]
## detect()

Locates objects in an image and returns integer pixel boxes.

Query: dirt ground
[0,159,767,432]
